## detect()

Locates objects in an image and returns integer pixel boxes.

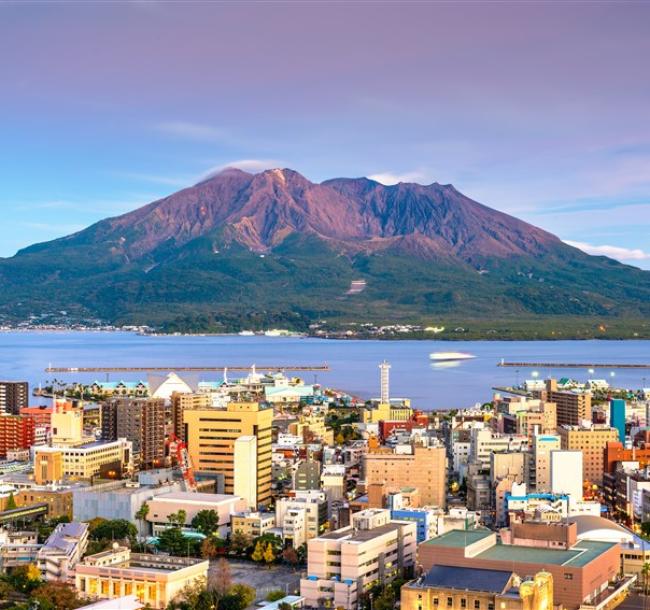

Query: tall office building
[527,434,561,493]
[0,381,29,415]
[102,398,167,470]
[609,399,626,443]
[171,392,212,441]
[183,402,272,507]
[541,379,591,426]
[551,450,583,500]
[558,424,618,486]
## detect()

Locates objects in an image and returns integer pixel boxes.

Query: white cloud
[198,159,285,181]
[155,121,225,142]
[368,170,429,185]
[564,240,650,262]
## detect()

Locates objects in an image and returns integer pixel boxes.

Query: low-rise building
[37,521,89,581]
[230,511,275,539]
[300,508,417,610]
[75,547,208,609]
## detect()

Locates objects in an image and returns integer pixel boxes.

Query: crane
[167,432,197,492]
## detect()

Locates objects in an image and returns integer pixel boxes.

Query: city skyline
[2,2,650,267]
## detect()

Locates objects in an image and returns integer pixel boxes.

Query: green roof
[422,530,616,568]
[423,529,493,548]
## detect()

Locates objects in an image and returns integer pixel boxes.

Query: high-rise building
[183,401,272,507]
[102,397,167,470]
[51,400,87,447]
[0,414,35,458]
[362,444,447,507]
[527,434,561,493]
[171,392,212,441]
[610,399,626,443]
[540,379,591,427]
[0,381,28,415]
[558,424,618,486]
[379,360,391,404]
[233,435,257,509]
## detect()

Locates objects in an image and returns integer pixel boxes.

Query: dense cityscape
[0,361,648,610]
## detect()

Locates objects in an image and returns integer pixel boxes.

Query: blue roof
[423,565,513,593]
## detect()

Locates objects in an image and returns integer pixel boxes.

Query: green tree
[263,542,275,566]
[229,530,251,557]
[28,581,87,610]
[6,492,17,510]
[158,527,189,556]
[7,563,42,594]
[642,562,650,595]
[191,509,220,536]
[266,589,286,602]
[89,519,137,544]
[135,501,150,539]
[251,539,264,562]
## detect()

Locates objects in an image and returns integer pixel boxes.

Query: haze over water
[1,332,649,409]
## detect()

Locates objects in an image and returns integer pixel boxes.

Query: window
[564,573,573,580]
[447,598,453,607]
[474,602,480,609]
[461,600,467,608]
[433,598,439,606]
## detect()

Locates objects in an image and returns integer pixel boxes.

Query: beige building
[558,424,618,486]
[528,434,561,493]
[540,379,591,427]
[401,567,554,610]
[171,392,212,441]
[51,400,91,447]
[276,490,328,543]
[300,508,417,610]
[34,438,133,481]
[234,435,257,509]
[231,511,276,539]
[75,547,208,609]
[362,444,446,507]
[184,402,272,507]
[34,449,63,484]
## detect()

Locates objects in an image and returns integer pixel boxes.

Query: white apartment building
[300,509,417,610]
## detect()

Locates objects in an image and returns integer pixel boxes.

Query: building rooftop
[421,565,513,593]
[149,492,241,505]
[422,529,617,567]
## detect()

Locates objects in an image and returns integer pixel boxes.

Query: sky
[1,1,649,268]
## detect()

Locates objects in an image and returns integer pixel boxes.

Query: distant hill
[1,167,649,337]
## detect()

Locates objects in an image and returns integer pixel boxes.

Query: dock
[497,361,650,369]
[45,364,329,373]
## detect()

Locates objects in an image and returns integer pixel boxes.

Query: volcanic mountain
[1,167,649,335]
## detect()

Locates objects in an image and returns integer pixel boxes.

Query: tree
[251,539,265,562]
[282,546,299,567]
[6,492,17,510]
[642,562,650,595]
[335,432,345,445]
[211,557,232,597]
[200,537,219,560]
[227,583,255,609]
[89,519,137,544]
[7,563,42,594]
[263,542,275,566]
[168,510,187,528]
[229,530,251,557]
[28,581,87,610]
[641,522,650,538]
[372,587,396,610]
[266,589,286,602]
[135,501,150,539]
[191,509,219,536]
[158,527,189,556]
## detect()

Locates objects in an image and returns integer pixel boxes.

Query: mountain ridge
[1,167,649,336]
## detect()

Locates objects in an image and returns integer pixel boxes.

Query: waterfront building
[75,547,208,609]
[101,397,167,470]
[558,424,618,486]
[300,508,417,610]
[401,566,554,610]
[536,379,591,427]
[0,415,35,458]
[0,381,28,415]
[37,521,89,581]
[183,401,272,507]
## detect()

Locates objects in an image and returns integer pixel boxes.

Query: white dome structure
[572,515,634,544]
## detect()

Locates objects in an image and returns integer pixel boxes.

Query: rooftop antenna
[223,367,228,384]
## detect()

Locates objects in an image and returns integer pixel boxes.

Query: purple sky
[1,1,649,267]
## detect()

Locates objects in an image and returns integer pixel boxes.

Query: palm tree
[135,502,149,541]
[642,562,650,594]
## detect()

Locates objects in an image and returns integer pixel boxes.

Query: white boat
[429,351,475,362]
[238,330,255,336]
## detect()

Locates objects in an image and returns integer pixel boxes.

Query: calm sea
[0,331,649,409]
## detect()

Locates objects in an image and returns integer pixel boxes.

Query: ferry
[430,351,476,362]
